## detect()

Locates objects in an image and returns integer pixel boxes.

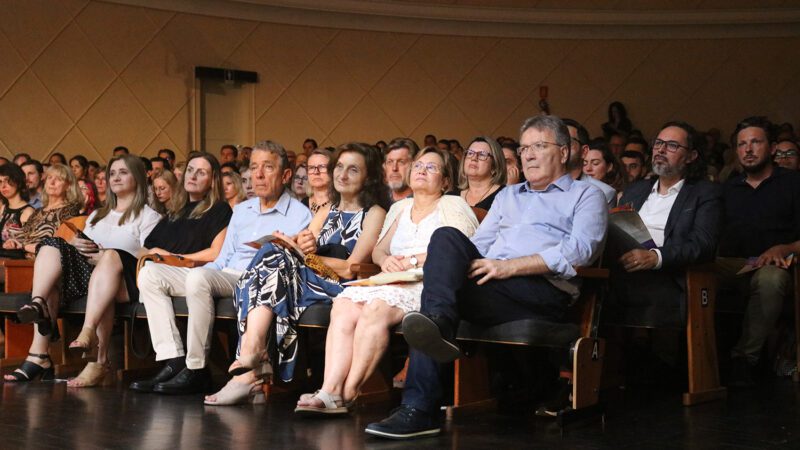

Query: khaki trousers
[137,263,239,369]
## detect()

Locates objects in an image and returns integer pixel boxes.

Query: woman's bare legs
[4,246,63,380]
[341,300,403,401]
[77,250,128,364]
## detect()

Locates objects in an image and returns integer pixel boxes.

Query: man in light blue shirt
[366,115,607,440]
[134,142,311,396]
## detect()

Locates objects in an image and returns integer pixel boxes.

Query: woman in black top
[65,152,232,387]
[457,136,507,212]
[0,164,35,252]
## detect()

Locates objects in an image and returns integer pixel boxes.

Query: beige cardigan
[377,195,479,244]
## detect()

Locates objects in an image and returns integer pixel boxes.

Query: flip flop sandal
[294,390,349,416]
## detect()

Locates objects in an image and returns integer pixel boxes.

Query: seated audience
[221,162,239,175]
[384,138,419,203]
[584,139,624,192]
[364,115,607,439]
[563,119,617,205]
[220,145,238,164]
[173,161,187,182]
[716,117,800,388]
[133,141,311,395]
[21,160,44,209]
[774,139,799,171]
[88,160,100,181]
[13,153,31,166]
[94,166,107,206]
[49,152,67,166]
[602,101,633,140]
[621,150,647,183]
[205,143,389,405]
[608,132,627,157]
[449,139,464,160]
[291,163,309,201]
[457,137,506,210]
[238,146,252,164]
[152,171,179,214]
[158,148,176,169]
[222,172,246,209]
[303,149,332,213]
[5,156,160,383]
[624,136,649,155]
[0,164,35,249]
[501,141,521,185]
[240,168,255,199]
[70,155,90,181]
[610,121,721,328]
[302,138,318,155]
[78,179,98,215]
[67,153,231,388]
[150,157,170,180]
[2,164,82,256]
[293,147,477,414]
[286,150,297,168]
[113,146,129,157]
[424,134,437,148]
[295,153,308,168]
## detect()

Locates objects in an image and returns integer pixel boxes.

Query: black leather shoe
[727,357,756,390]
[365,405,440,440]
[129,358,186,393]
[402,312,460,363]
[152,367,211,395]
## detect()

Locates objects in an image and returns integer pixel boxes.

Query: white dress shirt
[638,179,685,269]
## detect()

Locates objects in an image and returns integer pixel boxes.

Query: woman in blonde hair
[222,171,246,209]
[2,164,82,256]
[6,155,162,384]
[152,170,179,214]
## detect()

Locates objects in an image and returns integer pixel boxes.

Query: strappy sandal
[203,379,266,406]
[4,352,54,382]
[17,296,54,338]
[294,389,350,416]
[66,361,111,388]
[228,350,272,379]
[69,326,98,354]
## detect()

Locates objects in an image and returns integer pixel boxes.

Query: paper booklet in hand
[736,254,795,275]
[343,268,424,287]
[245,234,305,259]
[608,206,657,251]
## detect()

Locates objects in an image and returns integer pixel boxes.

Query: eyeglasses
[775,150,799,159]
[517,141,563,156]
[293,175,308,182]
[465,150,491,161]
[412,162,441,173]
[307,164,328,174]
[652,139,688,153]
[384,159,410,168]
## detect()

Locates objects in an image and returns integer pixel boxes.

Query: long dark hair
[329,143,390,212]
[0,164,29,203]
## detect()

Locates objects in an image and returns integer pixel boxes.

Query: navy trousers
[402,227,570,413]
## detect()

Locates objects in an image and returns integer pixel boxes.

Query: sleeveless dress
[0,204,34,243]
[234,205,365,382]
[336,205,442,313]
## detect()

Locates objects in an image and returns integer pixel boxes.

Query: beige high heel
[204,379,266,406]
[228,349,271,379]
[69,327,98,354]
[67,361,111,388]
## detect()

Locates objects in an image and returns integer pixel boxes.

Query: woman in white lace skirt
[295,146,479,415]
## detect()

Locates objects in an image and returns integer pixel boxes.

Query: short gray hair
[519,115,571,148]
[252,140,290,170]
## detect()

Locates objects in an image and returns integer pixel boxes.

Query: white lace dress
[336,205,442,313]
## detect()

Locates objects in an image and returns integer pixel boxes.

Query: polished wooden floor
[0,376,799,450]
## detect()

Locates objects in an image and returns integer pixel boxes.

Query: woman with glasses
[458,137,507,211]
[204,143,388,405]
[291,164,309,201]
[302,148,332,214]
[294,147,478,415]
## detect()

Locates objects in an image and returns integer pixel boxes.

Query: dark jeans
[402,227,569,413]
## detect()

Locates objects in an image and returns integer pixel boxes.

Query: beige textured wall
[0,0,798,164]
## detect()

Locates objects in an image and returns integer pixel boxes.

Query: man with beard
[608,121,722,329]
[717,116,800,388]
[383,137,419,203]
[563,119,617,206]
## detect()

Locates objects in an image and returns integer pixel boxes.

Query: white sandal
[294,389,349,416]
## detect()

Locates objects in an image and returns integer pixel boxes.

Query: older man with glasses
[774,139,799,171]
[365,115,607,440]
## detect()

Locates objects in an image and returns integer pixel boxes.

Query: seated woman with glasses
[78,179,99,215]
[204,143,387,405]
[94,166,108,206]
[458,137,507,211]
[0,164,35,250]
[5,155,161,383]
[2,164,82,257]
[67,152,232,388]
[291,163,309,202]
[583,139,625,192]
[152,170,179,214]
[302,148,332,214]
[294,147,479,415]
[222,171,246,209]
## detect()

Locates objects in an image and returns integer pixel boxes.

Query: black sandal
[17,296,53,338]
[5,352,55,382]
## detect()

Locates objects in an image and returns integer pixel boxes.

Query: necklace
[466,184,494,207]
[310,199,330,214]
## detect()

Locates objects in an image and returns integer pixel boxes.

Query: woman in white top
[295,147,479,415]
[6,155,161,384]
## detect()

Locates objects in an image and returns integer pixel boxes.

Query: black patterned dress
[235,205,365,381]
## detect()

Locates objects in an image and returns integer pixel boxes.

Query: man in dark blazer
[609,121,722,328]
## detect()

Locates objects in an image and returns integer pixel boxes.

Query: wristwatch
[409,255,419,268]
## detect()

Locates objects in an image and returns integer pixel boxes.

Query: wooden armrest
[0,259,34,268]
[351,263,380,279]
[575,267,609,278]
[136,254,199,278]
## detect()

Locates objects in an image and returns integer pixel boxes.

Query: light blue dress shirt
[470,174,608,281]
[205,190,312,272]
[29,192,42,209]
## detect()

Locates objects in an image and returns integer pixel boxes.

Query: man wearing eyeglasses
[774,139,799,171]
[365,115,607,440]
[383,138,420,203]
[717,117,800,388]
